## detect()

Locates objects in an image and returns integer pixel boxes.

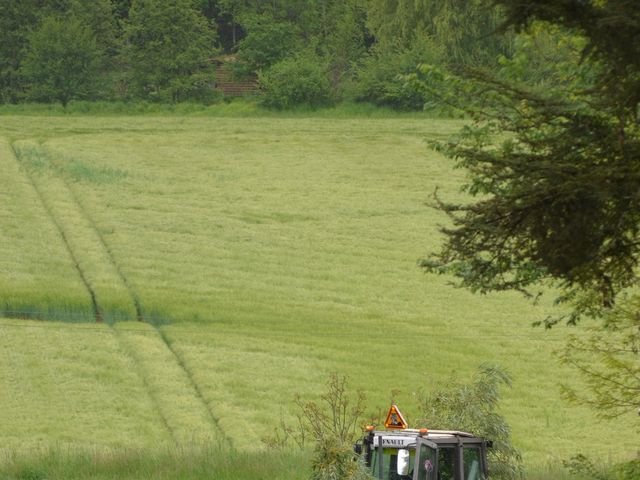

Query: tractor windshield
[463,447,483,480]
[438,447,456,480]
[370,447,416,479]
[415,441,437,480]
[435,446,484,480]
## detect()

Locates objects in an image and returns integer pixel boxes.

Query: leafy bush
[352,39,443,111]
[234,15,300,77]
[563,454,640,480]
[417,364,523,479]
[262,373,372,480]
[259,53,331,109]
[563,454,609,480]
[611,459,640,480]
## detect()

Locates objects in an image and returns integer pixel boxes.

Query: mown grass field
[0,112,636,478]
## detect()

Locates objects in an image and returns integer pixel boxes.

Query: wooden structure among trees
[213,56,258,97]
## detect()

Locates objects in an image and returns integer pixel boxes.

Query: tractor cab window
[438,447,456,480]
[462,447,482,480]
[436,444,484,480]
[370,448,415,480]
[414,439,437,480]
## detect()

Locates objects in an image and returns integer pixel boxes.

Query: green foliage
[262,374,371,479]
[417,365,523,479]
[563,454,640,480]
[419,0,640,421]
[67,0,119,58]
[234,14,300,76]
[112,0,132,22]
[121,0,218,102]
[419,69,640,313]
[21,15,103,106]
[426,0,512,67]
[495,0,640,116]
[353,39,444,111]
[0,0,522,110]
[259,53,331,109]
[610,459,640,480]
[310,442,373,480]
[0,0,116,104]
[366,0,511,67]
[417,15,639,320]
[497,23,590,90]
[559,295,640,420]
[296,374,372,480]
[365,0,431,50]
[0,0,41,103]
[563,454,610,480]
[231,0,370,100]
[322,1,367,93]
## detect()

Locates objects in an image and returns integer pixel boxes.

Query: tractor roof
[369,428,488,448]
[372,429,477,438]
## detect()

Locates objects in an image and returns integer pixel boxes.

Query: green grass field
[0,113,636,478]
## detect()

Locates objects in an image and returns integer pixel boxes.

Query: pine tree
[420,0,640,418]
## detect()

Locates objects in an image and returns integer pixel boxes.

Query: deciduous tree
[121,0,218,102]
[0,0,48,103]
[21,15,103,106]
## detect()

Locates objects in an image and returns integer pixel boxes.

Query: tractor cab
[354,406,491,480]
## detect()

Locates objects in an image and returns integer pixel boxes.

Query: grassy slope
[0,115,636,473]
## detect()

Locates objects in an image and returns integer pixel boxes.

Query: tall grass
[0,446,618,479]
[0,99,451,118]
[0,319,171,450]
[0,445,310,480]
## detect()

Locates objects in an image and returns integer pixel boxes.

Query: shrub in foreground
[263,373,372,480]
[418,364,523,479]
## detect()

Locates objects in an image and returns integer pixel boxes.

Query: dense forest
[0,0,530,108]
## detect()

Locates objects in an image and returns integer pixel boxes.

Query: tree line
[0,0,511,107]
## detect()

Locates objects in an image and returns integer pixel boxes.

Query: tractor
[354,405,492,480]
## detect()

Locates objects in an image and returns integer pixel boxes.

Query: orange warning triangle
[384,404,408,430]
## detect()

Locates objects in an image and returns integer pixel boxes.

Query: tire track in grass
[10,140,177,439]
[49,154,145,323]
[155,326,234,448]
[109,324,177,442]
[51,152,234,447]
[115,322,232,447]
[14,141,233,448]
[57,184,233,448]
[12,141,138,323]
[8,142,103,323]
